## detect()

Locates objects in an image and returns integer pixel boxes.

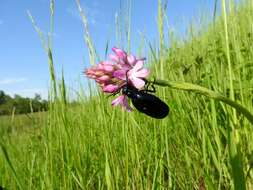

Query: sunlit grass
[0,0,253,189]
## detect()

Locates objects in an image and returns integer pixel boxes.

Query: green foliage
[0,91,48,115]
[1,0,253,189]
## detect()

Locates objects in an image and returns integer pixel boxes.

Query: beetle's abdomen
[131,92,169,119]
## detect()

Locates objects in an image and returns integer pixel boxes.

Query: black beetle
[122,79,169,119]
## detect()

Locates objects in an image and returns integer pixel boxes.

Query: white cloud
[66,2,99,25]
[48,32,59,38]
[90,18,96,25]
[0,77,28,85]
[66,6,81,20]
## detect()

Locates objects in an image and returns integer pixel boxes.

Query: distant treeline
[0,90,48,115]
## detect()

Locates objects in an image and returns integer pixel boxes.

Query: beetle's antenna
[125,70,132,90]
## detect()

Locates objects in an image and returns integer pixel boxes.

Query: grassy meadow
[1,0,253,189]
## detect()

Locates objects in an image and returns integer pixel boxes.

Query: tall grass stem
[153,79,253,125]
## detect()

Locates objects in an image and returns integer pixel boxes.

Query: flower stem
[152,79,253,125]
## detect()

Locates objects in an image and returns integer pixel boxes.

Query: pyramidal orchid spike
[84,47,150,111]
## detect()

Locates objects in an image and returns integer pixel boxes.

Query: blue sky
[0,0,217,99]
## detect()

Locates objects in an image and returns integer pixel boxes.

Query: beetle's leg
[149,83,156,93]
[107,89,121,98]
[144,79,150,90]
[150,77,157,92]
[143,78,156,93]
[145,85,156,93]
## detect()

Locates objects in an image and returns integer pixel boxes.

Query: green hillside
[0,0,253,189]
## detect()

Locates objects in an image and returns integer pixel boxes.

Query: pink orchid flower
[84,47,150,111]
[111,95,133,112]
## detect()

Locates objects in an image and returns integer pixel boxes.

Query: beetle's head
[122,85,128,94]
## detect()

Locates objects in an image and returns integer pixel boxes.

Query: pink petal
[101,61,114,65]
[122,96,133,112]
[113,70,127,80]
[112,47,127,59]
[103,84,120,93]
[109,54,119,62]
[88,75,96,79]
[102,65,115,72]
[127,55,136,66]
[127,61,144,78]
[97,75,110,82]
[84,69,94,75]
[133,68,150,78]
[132,60,144,72]
[109,54,126,65]
[94,70,104,77]
[130,77,145,89]
[97,64,105,70]
[112,95,133,112]
[120,64,132,70]
[112,95,125,106]
[95,79,104,84]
